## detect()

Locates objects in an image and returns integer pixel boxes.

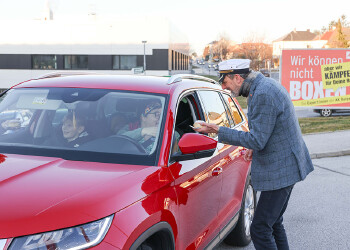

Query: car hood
[0,153,164,238]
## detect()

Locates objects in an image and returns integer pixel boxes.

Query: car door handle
[212,167,223,176]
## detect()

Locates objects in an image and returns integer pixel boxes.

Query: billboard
[280,49,350,108]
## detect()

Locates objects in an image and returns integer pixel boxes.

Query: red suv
[0,74,255,250]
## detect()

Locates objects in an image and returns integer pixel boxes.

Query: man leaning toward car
[194,59,314,250]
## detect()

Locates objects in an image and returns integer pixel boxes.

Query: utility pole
[142,41,147,75]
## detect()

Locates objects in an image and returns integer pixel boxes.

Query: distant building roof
[274,29,317,42]
[320,30,335,40]
[327,27,350,47]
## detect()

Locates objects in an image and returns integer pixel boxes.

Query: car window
[197,90,231,138]
[222,93,243,126]
[0,88,167,165]
[171,94,203,154]
[0,92,35,135]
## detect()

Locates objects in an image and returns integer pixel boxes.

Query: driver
[122,100,162,154]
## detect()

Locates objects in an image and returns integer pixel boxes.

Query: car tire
[136,243,153,250]
[224,175,256,246]
[320,109,332,117]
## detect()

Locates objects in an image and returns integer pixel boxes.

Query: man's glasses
[147,111,161,118]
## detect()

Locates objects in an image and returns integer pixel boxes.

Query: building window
[120,55,137,70]
[64,55,88,69]
[32,55,57,70]
[112,55,120,69]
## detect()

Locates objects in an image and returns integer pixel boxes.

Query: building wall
[0,49,173,88]
[0,70,171,89]
[0,49,191,87]
[0,19,190,88]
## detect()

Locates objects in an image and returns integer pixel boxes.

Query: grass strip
[299,116,350,134]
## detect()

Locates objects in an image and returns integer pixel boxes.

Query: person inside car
[45,112,92,148]
[122,101,162,154]
[61,113,92,148]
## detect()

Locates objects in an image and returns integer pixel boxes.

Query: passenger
[122,101,162,154]
[46,112,92,148]
[61,113,91,148]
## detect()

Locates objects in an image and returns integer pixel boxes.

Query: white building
[0,17,190,88]
[272,29,317,62]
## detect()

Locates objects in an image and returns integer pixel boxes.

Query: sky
[0,0,349,54]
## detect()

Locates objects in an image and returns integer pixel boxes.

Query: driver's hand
[141,127,158,137]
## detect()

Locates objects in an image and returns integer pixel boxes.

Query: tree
[211,33,231,61]
[334,19,349,48]
[328,20,337,30]
[239,32,272,70]
[326,15,349,31]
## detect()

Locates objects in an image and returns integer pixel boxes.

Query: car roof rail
[37,71,98,80]
[167,74,219,85]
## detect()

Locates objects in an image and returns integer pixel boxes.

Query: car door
[168,93,223,249]
[218,93,251,230]
[197,90,249,233]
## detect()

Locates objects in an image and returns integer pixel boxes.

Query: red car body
[0,74,253,249]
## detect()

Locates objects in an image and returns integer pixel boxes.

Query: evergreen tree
[336,19,349,48]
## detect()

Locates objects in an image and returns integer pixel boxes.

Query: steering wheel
[78,135,147,154]
[112,135,147,154]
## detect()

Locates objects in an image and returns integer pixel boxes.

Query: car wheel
[320,109,332,117]
[224,175,256,246]
[136,243,153,250]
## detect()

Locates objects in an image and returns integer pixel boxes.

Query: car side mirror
[170,133,217,162]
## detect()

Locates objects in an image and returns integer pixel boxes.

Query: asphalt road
[193,63,219,76]
[216,155,350,250]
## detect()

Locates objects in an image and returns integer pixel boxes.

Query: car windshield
[0,88,167,165]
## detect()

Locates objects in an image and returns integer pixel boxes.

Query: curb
[310,149,350,159]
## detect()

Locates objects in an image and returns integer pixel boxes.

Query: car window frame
[196,89,232,138]
[168,90,205,165]
[221,92,245,128]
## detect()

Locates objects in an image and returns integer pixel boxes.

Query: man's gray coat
[218,72,314,191]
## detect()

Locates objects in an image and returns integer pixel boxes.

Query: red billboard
[280,49,350,107]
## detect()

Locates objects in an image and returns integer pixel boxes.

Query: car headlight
[9,215,114,250]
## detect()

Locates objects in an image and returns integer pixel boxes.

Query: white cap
[218,59,251,83]
[219,59,251,72]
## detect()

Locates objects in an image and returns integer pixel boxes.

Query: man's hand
[243,149,253,161]
[193,121,219,134]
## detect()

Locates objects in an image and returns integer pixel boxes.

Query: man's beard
[231,91,239,98]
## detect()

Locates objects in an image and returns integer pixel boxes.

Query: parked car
[0,74,255,250]
[313,108,350,117]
